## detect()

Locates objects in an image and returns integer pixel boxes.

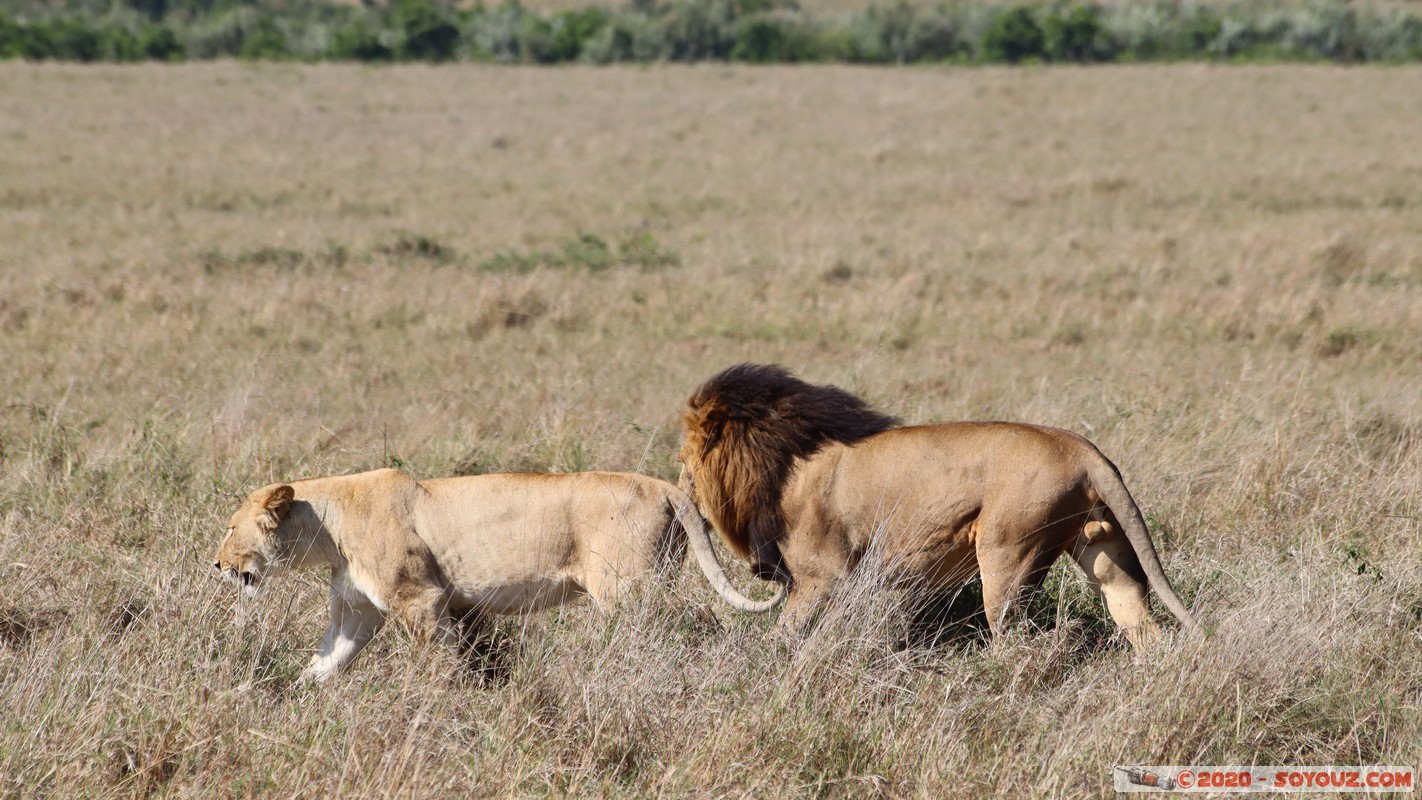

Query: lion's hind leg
[1069,509,1161,648]
[974,520,1065,641]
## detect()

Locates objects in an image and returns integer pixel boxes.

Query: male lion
[677,364,1200,647]
[212,468,780,681]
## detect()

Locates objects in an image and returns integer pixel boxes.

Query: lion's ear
[697,405,729,455]
[263,485,295,521]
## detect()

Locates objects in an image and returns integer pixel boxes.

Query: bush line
[3,0,1422,64]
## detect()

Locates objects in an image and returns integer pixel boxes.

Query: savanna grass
[0,62,1419,797]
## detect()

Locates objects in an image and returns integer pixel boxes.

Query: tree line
[2,0,1420,64]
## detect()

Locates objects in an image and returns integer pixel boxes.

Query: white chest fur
[330,566,388,612]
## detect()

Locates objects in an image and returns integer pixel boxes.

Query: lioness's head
[212,484,295,596]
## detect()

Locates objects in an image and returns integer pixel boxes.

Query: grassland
[1,62,1421,797]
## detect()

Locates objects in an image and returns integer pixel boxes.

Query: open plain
[1,62,1421,797]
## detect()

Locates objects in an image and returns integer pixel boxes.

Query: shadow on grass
[454,610,519,687]
[900,576,1119,656]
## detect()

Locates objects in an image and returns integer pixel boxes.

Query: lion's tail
[668,492,786,614]
[1085,455,1201,633]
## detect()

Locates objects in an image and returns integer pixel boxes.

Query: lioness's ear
[264,485,295,520]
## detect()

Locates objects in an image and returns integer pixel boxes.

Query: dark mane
[680,363,900,579]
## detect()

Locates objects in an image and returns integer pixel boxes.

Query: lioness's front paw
[298,663,334,684]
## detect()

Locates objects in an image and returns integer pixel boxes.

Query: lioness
[678,364,1200,647]
[212,468,780,681]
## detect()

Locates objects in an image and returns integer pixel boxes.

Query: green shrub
[3,0,1422,65]
[22,22,60,60]
[1177,7,1223,57]
[136,0,171,21]
[186,9,251,58]
[469,0,520,60]
[396,0,461,61]
[731,15,785,62]
[981,6,1044,62]
[1284,5,1365,62]
[580,13,662,63]
[0,13,18,58]
[20,19,106,61]
[140,23,185,60]
[1215,15,1264,59]
[845,2,912,63]
[846,1,969,64]
[514,14,557,61]
[732,12,816,63]
[99,25,145,61]
[658,0,735,61]
[1043,5,1112,62]
[329,16,393,61]
[540,8,607,61]
[903,9,966,62]
[1106,4,1221,60]
[1365,11,1422,61]
[238,16,289,59]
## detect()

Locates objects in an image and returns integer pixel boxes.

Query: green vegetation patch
[3,0,1422,64]
[479,231,681,274]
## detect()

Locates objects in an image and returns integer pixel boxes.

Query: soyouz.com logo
[1113,766,1414,793]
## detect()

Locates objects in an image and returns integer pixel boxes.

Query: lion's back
[813,422,1097,525]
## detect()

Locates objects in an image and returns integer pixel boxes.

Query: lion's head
[678,364,899,578]
[212,484,295,596]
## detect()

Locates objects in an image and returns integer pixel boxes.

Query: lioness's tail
[669,492,786,614]
[1085,455,1201,633]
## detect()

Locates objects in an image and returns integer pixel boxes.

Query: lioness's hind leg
[1070,524,1160,648]
[392,588,460,648]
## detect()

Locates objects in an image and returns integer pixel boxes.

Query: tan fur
[679,364,1200,648]
[212,468,764,681]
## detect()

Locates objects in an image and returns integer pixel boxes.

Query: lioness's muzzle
[214,564,255,589]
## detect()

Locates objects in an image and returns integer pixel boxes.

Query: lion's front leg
[302,589,385,683]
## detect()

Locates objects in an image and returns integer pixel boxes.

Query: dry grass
[1,62,1421,797]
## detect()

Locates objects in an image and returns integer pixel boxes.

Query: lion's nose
[212,561,221,572]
